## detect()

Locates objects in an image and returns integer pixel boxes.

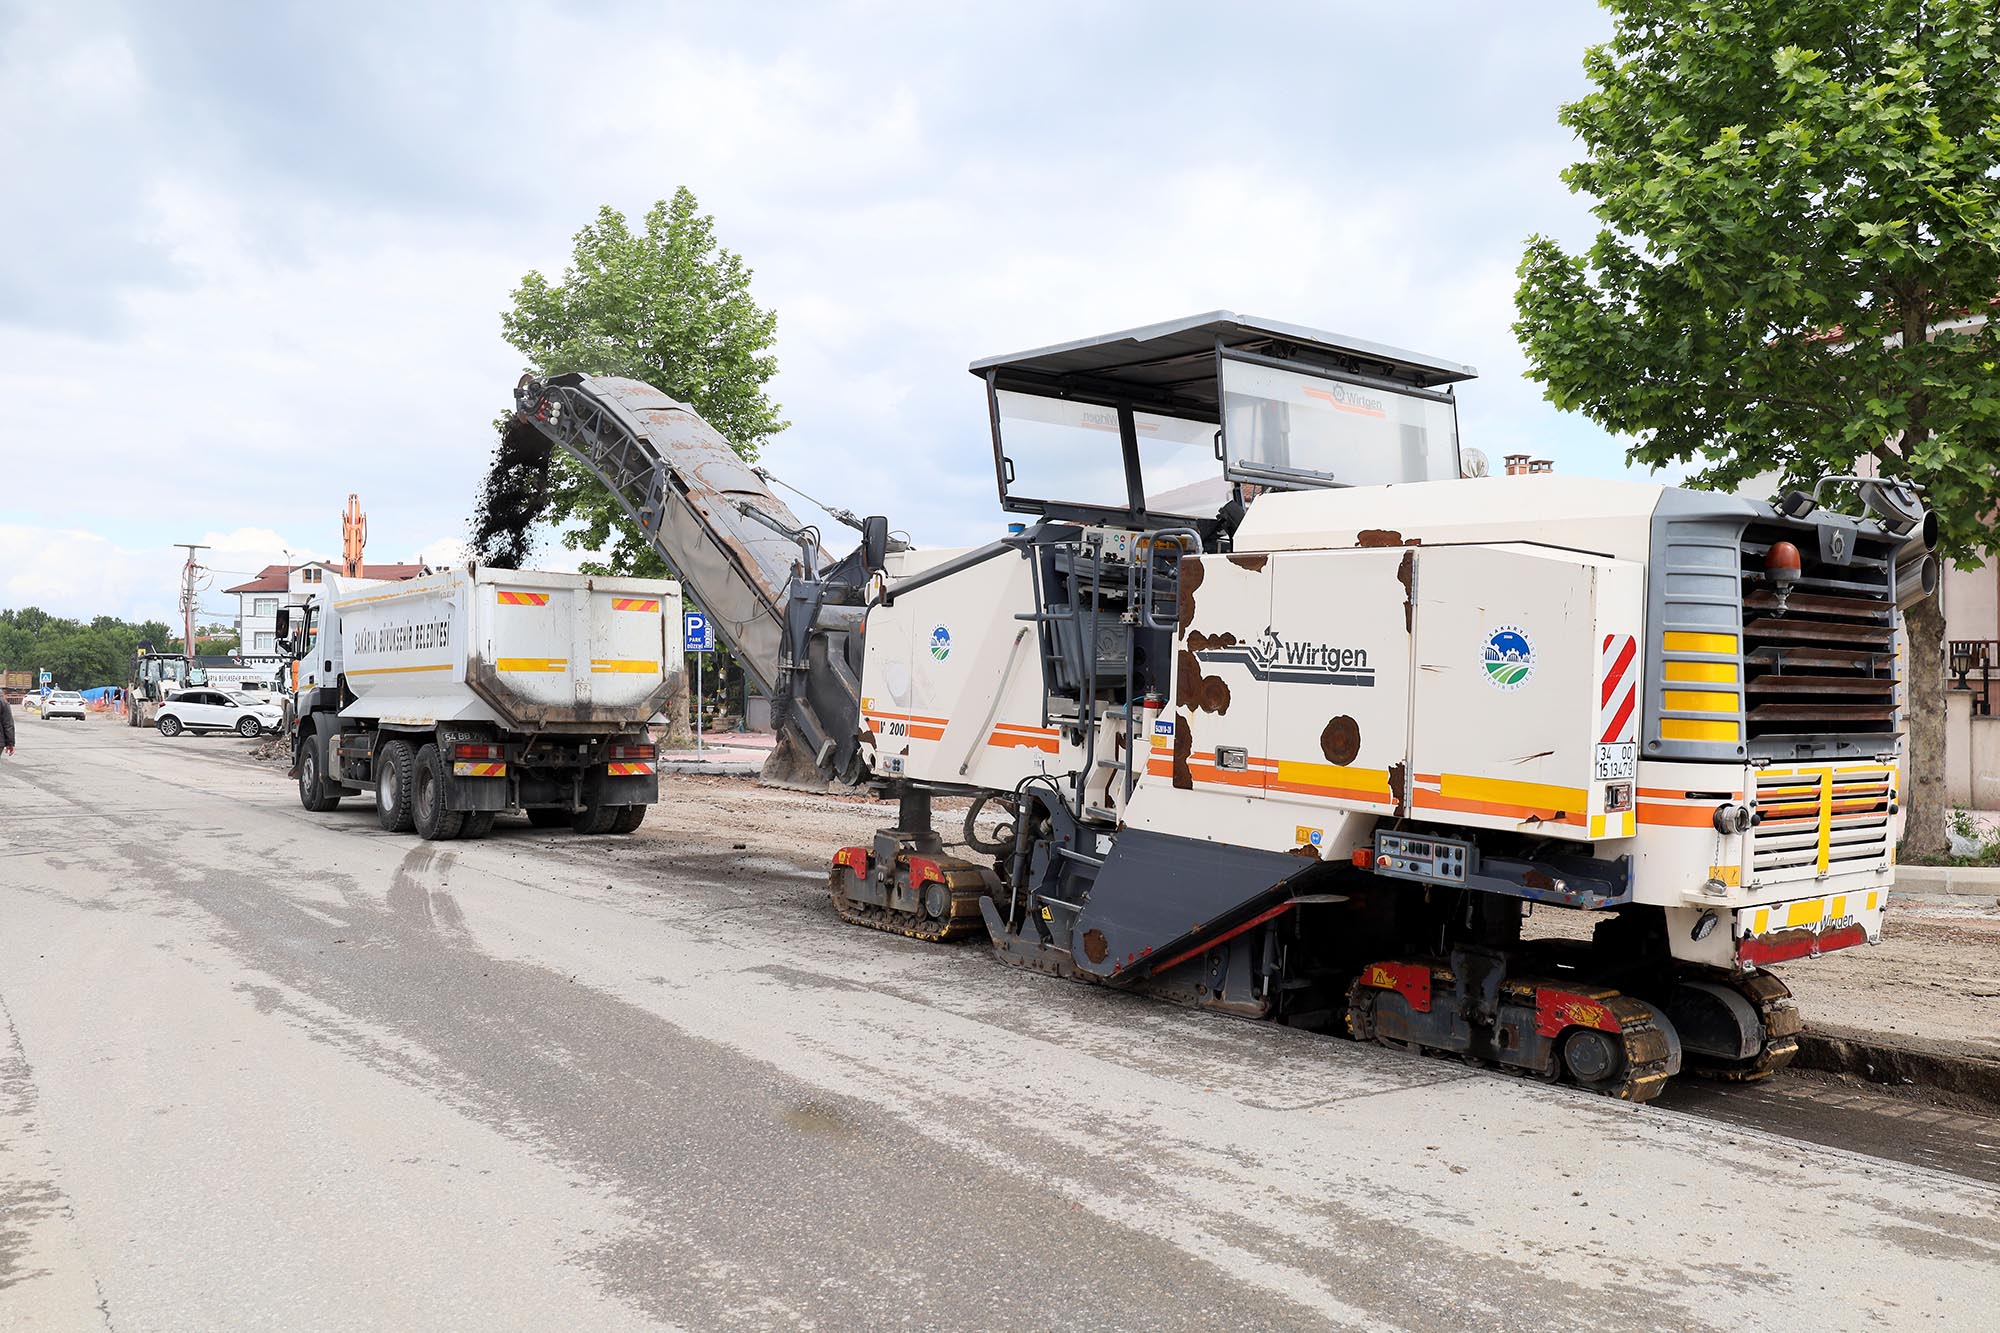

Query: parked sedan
[155,689,284,738]
[41,690,86,721]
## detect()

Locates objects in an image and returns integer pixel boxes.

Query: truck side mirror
[862,515,889,575]
[275,608,290,637]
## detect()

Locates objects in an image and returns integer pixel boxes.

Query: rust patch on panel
[1396,550,1415,634]
[1355,529,1418,549]
[1176,650,1232,716]
[1186,631,1237,653]
[1320,715,1361,766]
[1387,762,1407,814]
[1177,555,1205,626]
[1082,928,1109,964]
[1226,553,1269,572]
[1288,843,1322,859]
[1172,713,1195,789]
[1522,869,1556,890]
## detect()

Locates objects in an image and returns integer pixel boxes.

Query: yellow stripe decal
[1663,631,1739,655]
[1661,718,1741,743]
[589,659,662,674]
[1663,689,1739,714]
[1437,772,1588,810]
[495,658,568,672]
[1816,769,1834,874]
[333,588,433,610]
[1786,897,1827,928]
[345,663,452,676]
[1663,660,1739,684]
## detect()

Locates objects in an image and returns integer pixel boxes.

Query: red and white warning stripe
[1599,633,1637,744]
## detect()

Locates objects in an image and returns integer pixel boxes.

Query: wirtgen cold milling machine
[512,312,1935,1102]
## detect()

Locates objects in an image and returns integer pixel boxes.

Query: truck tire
[377,740,417,833]
[609,805,647,834]
[298,735,343,813]
[412,744,465,841]
[459,811,497,840]
[571,801,618,835]
[526,808,568,829]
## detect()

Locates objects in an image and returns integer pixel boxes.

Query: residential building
[226,559,428,654]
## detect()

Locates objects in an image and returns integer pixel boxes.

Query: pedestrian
[1,691,14,757]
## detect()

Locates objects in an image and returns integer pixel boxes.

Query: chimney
[1503,453,1530,476]
[1528,458,1555,474]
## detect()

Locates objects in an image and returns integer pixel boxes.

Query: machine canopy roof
[969,311,1477,416]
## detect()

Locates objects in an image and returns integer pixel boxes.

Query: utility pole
[175,543,209,665]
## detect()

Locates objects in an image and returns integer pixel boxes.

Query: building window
[301,567,322,584]
[254,597,279,616]
[254,632,276,652]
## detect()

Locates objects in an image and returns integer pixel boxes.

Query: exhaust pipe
[1892,507,1937,609]
[1888,548,1936,608]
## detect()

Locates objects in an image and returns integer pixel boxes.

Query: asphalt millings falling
[470,415,556,569]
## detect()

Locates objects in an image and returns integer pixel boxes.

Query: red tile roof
[224,561,428,595]
[223,564,291,594]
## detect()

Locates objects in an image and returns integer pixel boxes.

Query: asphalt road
[3,720,1998,1331]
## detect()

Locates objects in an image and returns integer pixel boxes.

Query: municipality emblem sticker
[929,625,952,661]
[1482,624,1534,691]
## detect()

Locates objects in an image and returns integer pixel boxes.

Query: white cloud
[1,0,1630,615]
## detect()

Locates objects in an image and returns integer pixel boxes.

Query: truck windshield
[994,390,1223,520]
[1219,356,1459,489]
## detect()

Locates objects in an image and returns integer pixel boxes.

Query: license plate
[1594,743,1637,781]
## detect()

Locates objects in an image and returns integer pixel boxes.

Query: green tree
[1515,0,2000,858]
[498,186,786,576]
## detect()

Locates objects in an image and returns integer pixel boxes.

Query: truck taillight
[454,743,503,760]
[609,743,656,760]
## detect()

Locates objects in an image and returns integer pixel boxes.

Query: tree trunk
[1901,593,1949,859]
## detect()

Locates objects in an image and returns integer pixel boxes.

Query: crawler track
[1684,971,1802,1083]
[830,856,989,943]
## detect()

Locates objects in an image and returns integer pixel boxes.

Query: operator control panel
[1372,831,1471,886]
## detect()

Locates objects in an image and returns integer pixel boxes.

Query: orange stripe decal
[1413,790,1587,827]
[497,590,551,606]
[1637,802,1718,828]
[611,597,660,612]
[988,732,1061,754]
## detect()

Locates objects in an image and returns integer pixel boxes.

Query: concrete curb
[1794,1023,2000,1108]
[659,760,760,777]
[1893,863,2000,895]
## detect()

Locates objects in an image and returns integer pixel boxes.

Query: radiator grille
[1738,523,1898,746]
[1750,766,1894,882]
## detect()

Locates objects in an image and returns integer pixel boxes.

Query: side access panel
[1407,544,1644,843]
[1260,548,1413,836]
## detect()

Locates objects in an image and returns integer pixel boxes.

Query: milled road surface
[3,721,1998,1331]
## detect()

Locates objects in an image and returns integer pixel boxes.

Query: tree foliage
[1515,0,2000,561]
[0,609,180,689]
[498,187,786,575]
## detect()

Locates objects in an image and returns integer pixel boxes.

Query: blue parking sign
[684,610,714,652]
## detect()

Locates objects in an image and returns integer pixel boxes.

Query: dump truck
[507,311,1935,1101]
[279,565,681,839]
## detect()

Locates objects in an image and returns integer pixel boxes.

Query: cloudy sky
[0,0,1636,625]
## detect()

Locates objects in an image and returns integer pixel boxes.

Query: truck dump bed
[333,566,682,732]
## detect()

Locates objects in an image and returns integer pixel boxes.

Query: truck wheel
[298,736,342,813]
[609,805,647,834]
[157,715,183,737]
[571,802,617,835]
[412,744,465,841]
[526,808,568,829]
[377,740,417,833]
[459,811,496,840]
[236,717,261,738]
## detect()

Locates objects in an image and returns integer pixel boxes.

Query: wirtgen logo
[1194,628,1376,687]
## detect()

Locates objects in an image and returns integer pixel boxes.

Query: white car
[155,688,284,738]
[41,690,86,721]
